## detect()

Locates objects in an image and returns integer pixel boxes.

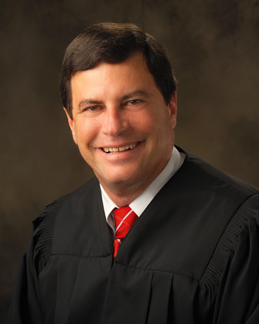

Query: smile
[102,143,138,153]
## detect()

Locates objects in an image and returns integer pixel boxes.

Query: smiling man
[5,23,259,324]
[65,53,177,206]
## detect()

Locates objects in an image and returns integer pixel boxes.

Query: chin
[107,175,135,186]
[98,171,139,187]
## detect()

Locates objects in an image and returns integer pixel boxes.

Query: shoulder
[175,147,259,211]
[159,147,259,281]
[31,177,100,273]
[176,150,259,295]
[200,193,259,320]
[189,153,259,289]
[33,177,99,229]
[178,146,258,193]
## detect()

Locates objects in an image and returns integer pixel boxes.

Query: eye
[85,106,99,111]
[128,99,141,105]
[123,98,145,111]
[81,105,103,114]
[79,105,103,118]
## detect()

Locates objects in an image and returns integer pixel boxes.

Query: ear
[168,92,177,129]
[63,107,78,145]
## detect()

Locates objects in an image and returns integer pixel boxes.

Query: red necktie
[113,206,138,257]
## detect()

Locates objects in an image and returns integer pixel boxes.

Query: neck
[100,181,148,207]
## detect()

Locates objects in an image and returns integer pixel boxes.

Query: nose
[102,106,128,136]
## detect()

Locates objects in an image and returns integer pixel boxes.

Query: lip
[101,142,140,153]
[97,141,144,157]
[99,141,141,151]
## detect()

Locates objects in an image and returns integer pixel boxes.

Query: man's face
[65,54,177,196]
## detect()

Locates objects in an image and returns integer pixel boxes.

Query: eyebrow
[78,98,101,108]
[120,90,149,101]
[77,90,149,110]
[78,99,102,110]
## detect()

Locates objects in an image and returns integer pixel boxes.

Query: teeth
[119,145,129,151]
[103,143,137,153]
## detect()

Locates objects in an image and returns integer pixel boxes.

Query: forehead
[70,53,157,95]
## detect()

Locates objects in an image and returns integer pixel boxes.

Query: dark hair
[60,22,177,118]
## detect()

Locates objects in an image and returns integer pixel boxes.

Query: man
[5,23,259,324]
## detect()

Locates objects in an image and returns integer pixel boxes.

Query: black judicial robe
[5,149,259,324]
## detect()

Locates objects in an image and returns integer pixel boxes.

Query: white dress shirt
[100,146,185,233]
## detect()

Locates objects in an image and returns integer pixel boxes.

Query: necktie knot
[113,206,137,257]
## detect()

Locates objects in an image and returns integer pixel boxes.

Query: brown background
[1,0,259,320]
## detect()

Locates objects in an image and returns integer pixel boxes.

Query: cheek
[133,110,157,132]
[154,114,175,145]
[74,120,98,147]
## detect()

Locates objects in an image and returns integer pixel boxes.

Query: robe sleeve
[3,240,43,324]
[4,199,62,324]
[212,194,259,324]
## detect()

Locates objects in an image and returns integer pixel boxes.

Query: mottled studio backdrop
[1,0,259,320]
